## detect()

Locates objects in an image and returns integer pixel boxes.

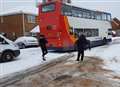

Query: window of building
[42,3,55,12]
[27,15,36,23]
[0,16,4,23]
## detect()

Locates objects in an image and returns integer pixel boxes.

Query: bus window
[84,29,99,37]
[102,13,107,21]
[96,13,102,20]
[72,7,83,17]
[107,14,111,21]
[42,3,55,12]
[61,4,72,16]
[72,7,80,17]
[74,29,83,35]
[108,29,112,35]
[91,11,96,19]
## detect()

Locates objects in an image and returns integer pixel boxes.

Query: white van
[0,35,20,62]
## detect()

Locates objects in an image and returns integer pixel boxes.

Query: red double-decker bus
[38,0,112,51]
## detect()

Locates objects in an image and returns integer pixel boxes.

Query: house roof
[0,10,38,16]
[112,18,120,30]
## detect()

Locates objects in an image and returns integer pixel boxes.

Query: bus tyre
[2,51,14,62]
[103,37,107,44]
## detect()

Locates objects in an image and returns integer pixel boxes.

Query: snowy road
[85,37,120,76]
[0,47,67,78]
[1,37,120,79]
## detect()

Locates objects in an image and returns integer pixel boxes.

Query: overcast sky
[0,0,120,19]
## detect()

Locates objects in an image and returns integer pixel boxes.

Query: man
[75,34,91,62]
[38,35,48,61]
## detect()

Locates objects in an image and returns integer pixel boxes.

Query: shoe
[42,57,46,61]
[76,59,79,61]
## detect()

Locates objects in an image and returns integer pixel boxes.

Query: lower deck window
[84,29,99,37]
[69,28,99,37]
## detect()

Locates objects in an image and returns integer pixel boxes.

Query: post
[22,12,25,36]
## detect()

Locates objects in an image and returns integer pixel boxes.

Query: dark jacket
[39,37,48,48]
[75,35,90,51]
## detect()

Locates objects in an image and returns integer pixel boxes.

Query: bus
[38,1,112,51]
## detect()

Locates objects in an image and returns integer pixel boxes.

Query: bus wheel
[103,37,107,44]
[1,52,14,62]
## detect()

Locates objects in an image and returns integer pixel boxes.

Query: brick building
[111,18,120,36]
[0,11,38,40]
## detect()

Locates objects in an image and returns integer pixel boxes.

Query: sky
[0,0,120,19]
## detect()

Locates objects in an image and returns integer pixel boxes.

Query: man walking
[75,34,91,62]
[38,34,48,61]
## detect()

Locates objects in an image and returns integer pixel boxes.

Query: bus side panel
[38,2,64,49]
[67,16,112,47]
[58,15,76,50]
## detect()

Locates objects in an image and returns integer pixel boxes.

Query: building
[0,11,38,40]
[111,18,120,36]
[42,0,71,3]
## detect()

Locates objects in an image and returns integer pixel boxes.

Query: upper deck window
[61,4,111,21]
[61,4,72,16]
[42,4,55,12]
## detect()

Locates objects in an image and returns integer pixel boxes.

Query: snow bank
[85,37,120,75]
[0,47,67,78]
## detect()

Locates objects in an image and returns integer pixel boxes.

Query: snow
[30,26,40,33]
[0,10,38,16]
[85,37,120,75]
[15,36,38,43]
[0,47,67,78]
[1,37,120,79]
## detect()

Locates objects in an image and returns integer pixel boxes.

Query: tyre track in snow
[0,53,74,87]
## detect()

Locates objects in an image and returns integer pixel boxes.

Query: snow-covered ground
[85,37,120,76]
[0,47,67,78]
[1,37,120,79]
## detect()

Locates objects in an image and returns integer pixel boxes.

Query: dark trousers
[77,50,84,61]
[41,47,48,57]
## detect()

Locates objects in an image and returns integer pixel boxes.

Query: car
[14,36,39,49]
[0,35,20,62]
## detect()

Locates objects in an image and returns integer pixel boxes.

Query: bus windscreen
[42,4,55,12]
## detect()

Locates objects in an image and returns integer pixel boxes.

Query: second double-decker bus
[38,0,112,51]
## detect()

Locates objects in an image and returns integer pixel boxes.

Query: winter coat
[75,35,90,51]
[39,37,48,49]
